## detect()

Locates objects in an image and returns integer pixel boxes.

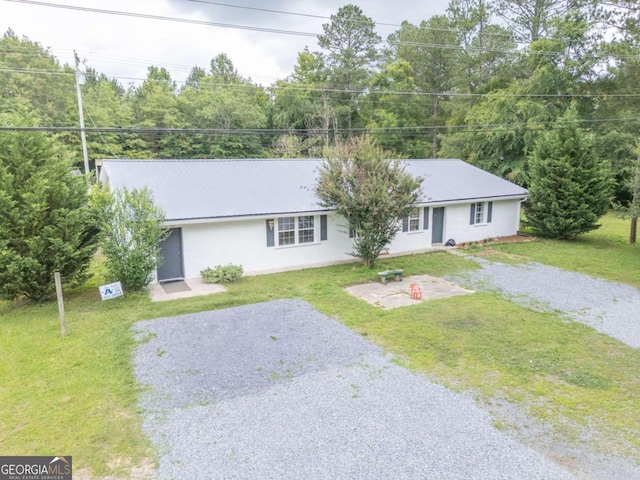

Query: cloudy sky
[0,0,449,86]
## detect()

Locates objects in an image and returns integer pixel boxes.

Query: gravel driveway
[133,299,574,480]
[448,258,640,348]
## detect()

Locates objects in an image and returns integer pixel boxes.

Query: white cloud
[0,0,449,86]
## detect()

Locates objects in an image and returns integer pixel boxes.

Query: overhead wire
[82,102,119,157]
[2,66,640,98]
[2,0,638,141]
[3,0,318,37]
[5,0,638,61]
[1,116,638,136]
[183,0,515,38]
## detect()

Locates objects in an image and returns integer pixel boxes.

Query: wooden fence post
[54,272,67,337]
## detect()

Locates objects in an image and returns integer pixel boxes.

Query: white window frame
[277,215,315,246]
[408,208,421,232]
[475,202,485,225]
[297,215,315,244]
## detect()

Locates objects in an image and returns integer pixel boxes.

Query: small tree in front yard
[315,136,423,267]
[525,104,612,239]
[91,186,168,291]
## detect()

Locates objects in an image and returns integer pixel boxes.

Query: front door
[432,207,445,244]
[157,228,184,282]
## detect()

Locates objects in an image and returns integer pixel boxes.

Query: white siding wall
[388,212,431,253]
[162,199,522,281]
[440,200,521,244]
[179,213,355,278]
[388,200,522,251]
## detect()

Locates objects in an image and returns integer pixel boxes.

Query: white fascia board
[420,195,527,207]
[163,209,335,227]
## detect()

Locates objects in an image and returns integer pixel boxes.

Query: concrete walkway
[147,277,225,302]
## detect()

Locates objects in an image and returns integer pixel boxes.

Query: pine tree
[525,104,612,239]
[0,110,98,301]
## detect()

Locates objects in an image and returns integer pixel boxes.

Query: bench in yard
[377,269,404,284]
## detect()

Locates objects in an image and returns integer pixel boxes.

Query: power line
[1,116,637,135]
[183,0,514,38]
[3,0,318,37]
[7,0,637,61]
[4,66,640,98]
[83,103,118,157]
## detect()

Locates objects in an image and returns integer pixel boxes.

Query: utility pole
[74,51,90,177]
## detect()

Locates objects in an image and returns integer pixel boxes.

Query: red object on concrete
[409,283,422,300]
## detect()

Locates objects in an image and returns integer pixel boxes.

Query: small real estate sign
[99,281,123,301]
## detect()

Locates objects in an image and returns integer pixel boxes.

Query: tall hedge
[0,112,98,301]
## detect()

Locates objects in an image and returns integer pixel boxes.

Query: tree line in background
[1,0,638,300]
[1,1,638,192]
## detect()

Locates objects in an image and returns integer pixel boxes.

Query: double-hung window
[266,215,328,247]
[475,202,484,224]
[278,216,314,245]
[297,216,315,244]
[470,201,493,225]
[402,207,429,232]
[408,208,420,231]
[278,216,296,245]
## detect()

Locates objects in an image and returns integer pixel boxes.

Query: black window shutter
[320,215,327,241]
[402,216,408,232]
[487,202,493,223]
[266,219,275,247]
[470,203,476,225]
[423,207,429,230]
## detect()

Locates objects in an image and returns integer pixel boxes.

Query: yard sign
[99,281,123,301]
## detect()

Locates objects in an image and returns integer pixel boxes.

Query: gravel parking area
[133,299,574,480]
[449,258,640,348]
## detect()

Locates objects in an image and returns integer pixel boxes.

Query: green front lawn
[1,214,639,477]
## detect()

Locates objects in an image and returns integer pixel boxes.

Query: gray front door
[157,228,184,282]
[432,207,445,244]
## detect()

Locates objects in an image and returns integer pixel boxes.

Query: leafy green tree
[315,136,423,267]
[130,66,180,157]
[271,48,333,154]
[364,59,432,157]
[91,186,167,291]
[0,110,98,302]
[210,53,240,84]
[184,66,206,90]
[440,14,595,184]
[446,0,517,93]
[81,74,133,160]
[177,62,269,158]
[494,0,572,43]
[318,5,381,131]
[0,30,76,126]
[387,16,460,156]
[525,104,612,239]
[591,4,640,237]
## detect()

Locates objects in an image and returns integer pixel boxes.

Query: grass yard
[1,213,639,477]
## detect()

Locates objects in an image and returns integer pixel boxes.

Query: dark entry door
[432,207,445,244]
[157,228,184,282]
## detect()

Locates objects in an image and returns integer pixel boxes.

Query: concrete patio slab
[345,274,474,309]
[148,277,226,302]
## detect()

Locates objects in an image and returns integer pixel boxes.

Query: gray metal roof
[100,158,527,222]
